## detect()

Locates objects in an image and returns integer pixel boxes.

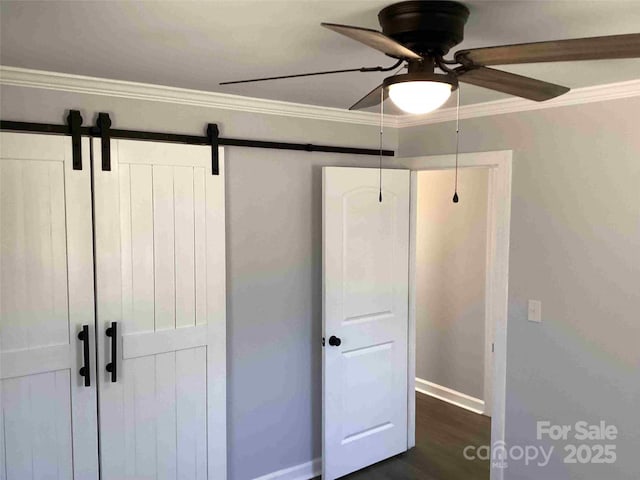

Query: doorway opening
[320,151,510,480]
[414,166,493,478]
[407,150,512,480]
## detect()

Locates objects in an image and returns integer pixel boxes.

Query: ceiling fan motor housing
[378,0,470,56]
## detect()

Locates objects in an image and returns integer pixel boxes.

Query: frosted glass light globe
[388,81,452,114]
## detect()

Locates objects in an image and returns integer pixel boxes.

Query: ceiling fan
[221,0,640,115]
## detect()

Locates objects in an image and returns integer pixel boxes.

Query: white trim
[251,458,321,480]
[395,78,640,127]
[0,66,381,126]
[2,66,640,128]
[407,171,418,450]
[415,378,485,415]
[406,150,511,480]
[483,167,497,417]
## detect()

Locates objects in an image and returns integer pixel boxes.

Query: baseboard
[415,378,485,415]
[252,458,321,480]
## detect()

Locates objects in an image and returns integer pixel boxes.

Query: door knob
[328,336,342,347]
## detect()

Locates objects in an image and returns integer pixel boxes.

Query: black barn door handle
[105,322,117,383]
[78,325,90,387]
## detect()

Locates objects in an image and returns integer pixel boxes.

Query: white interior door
[322,167,410,480]
[0,133,99,479]
[93,139,226,479]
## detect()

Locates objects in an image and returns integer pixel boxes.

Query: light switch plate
[528,300,542,323]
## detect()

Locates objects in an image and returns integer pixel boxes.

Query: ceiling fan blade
[455,33,640,66]
[457,67,570,101]
[349,83,387,110]
[322,22,422,60]
[220,67,371,85]
[219,60,403,86]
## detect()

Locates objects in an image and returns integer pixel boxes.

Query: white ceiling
[1,1,640,112]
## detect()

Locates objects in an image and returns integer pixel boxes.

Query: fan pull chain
[378,89,384,202]
[452,84,461,204]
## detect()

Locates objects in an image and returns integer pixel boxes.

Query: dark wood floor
[318,392,491,480]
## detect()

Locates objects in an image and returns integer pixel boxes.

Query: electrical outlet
[528,300,542,323]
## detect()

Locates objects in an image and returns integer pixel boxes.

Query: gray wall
[400,97,640,480]
[415,169,488,400]
[0,84,398,480]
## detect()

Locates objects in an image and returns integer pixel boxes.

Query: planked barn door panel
[93,139,226,480]
[0,133,99,480]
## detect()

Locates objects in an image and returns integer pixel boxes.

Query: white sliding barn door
[0,133,99,479]
[322,167,410,480]
[93,140,226,479]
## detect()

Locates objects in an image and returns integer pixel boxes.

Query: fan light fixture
[384,72,458,115]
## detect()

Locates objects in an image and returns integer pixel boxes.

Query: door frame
[403,150,512,480]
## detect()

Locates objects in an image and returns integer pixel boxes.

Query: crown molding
[396,78,640,127]
[0,66,387,127]
[2,66,639,129]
